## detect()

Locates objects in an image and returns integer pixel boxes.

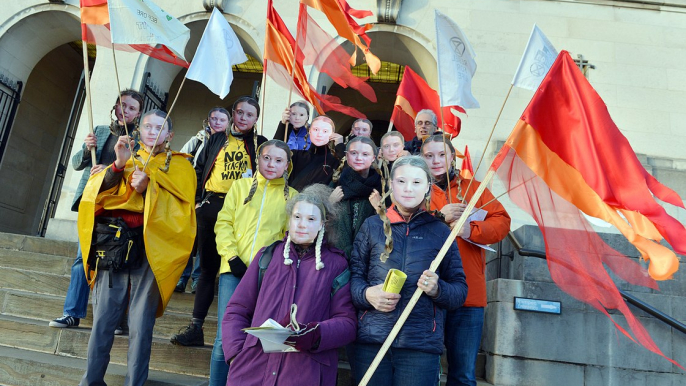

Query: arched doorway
[314,27,437,143]
[0,5,87,235]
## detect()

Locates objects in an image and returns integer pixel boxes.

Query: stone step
[0,233,77,258]
[0,345,208,386]
[0,249,71,276]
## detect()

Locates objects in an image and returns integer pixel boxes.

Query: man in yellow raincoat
[77,109,196,386]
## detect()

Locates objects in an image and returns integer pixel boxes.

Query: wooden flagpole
[358,169,496,386]
[81,41,97,165]
[259,60,268,136]
[437,108,453,204]
[462,84,513,203]
[386,120,394,133]
[110,46,135,165]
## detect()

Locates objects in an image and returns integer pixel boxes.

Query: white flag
[186,8,248,99]
[512,24,558,91]
[108,0,190,60]
[435,10,479,109]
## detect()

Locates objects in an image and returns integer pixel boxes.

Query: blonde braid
[376,203,394,262]
[159,140,172,173]
[243,174,259,205]
[332,156,346,183]
[283,234,293,265]
[282,170,290,201]
[315,227,325,270]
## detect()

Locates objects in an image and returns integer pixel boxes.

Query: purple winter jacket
[222,236,357,386]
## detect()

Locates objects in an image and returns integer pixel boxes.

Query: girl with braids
[172,96,267,347]
[273,100,311,150]
[421,134,510,386]
[208,139,297,386]
[78,109,196,385]
[222,184,356,386]
[329,136,383,259]
[349,156,467,386]
[288,115,342,191]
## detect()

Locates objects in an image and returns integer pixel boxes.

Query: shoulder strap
[331,268,351,298]
[257,240,282,291]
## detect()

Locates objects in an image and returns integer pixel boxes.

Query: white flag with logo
[108,0,190,60]
[435,9,479,109]
[512,24,558,91]
[186,8,248,99]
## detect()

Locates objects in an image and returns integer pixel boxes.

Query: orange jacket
[430,176,511,307]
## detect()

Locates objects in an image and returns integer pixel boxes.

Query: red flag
[393,66,463,140]
[265,1,366,118]
[300,0,380,73]
[491,50,685,367]
[79,0,189,68]
[459,145,474,180]
[297,8,376,103]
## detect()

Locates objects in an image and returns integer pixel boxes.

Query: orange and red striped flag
[459,145,474,180]
[491,50,685,367]
[391,66,463,140]
[80,0,189,68]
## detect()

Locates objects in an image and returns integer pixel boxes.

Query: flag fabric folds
[300,0,380,74]
[79,0,189,67]
[512,24,558,91]
[186,8,247,99]
[391,66,463,140]
[107,0,190,61]
[490,50,686,367]
[434,9,479,109]
[265,1,366,118]
[459,145,474,180]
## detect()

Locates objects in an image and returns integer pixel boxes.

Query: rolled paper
[382,269,407,294]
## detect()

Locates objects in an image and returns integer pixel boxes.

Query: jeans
[178,251,201,286]
[445,307,485,386]
[193,195,224,320]
[209,272,241,386]
[63,244,90,318]
[352,343,440,386]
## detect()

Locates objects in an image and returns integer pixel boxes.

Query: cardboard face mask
[309,120,333,147]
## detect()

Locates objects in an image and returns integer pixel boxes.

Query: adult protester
[350,156,468,386]
[404,109,439,155]
[222,184,356,386]
[273,101,311,151]
[421,135,511,386]
[78,109,196,386]
[175,107,232,294]
[208,139,297,386]
[49,89,143,331]
[288,115,342,191]
[330,136,382,259]
[171,96,267,347]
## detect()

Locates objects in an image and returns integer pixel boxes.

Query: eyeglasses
[415,121,435,127]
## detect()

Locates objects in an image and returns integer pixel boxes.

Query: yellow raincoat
[215,172,297,274]
[78,148,196,317]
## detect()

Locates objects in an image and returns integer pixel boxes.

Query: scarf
[338,167,382,201]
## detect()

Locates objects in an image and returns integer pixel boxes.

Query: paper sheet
[243,319,298,353]
[461,209,496,252]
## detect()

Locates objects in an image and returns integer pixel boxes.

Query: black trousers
[191,194,225,320]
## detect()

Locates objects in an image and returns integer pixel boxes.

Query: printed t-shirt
[205,134,252,193]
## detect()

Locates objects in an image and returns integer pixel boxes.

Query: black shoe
[174,280,187,293]
[190,281,197,294]
[170,323,204,346]
[114,319,129,335]
[49,315,80,328]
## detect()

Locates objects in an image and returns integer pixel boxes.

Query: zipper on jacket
[249,180,268,263]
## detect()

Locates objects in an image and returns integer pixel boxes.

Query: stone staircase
[0,232,492,386]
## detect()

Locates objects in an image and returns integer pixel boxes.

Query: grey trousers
[79,256,160,386]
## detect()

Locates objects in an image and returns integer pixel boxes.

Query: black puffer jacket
[350,207,467,355]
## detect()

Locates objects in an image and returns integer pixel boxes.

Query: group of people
[54,94,510,386]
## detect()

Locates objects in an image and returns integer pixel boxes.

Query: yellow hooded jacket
[78,148,197,317]
[215,171,297,274]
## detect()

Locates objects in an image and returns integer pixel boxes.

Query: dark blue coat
[350,207,467,355]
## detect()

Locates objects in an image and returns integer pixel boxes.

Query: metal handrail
[509,233,686,335]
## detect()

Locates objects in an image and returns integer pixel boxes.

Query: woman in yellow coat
[77,109,196,386]
[209,139,297,385]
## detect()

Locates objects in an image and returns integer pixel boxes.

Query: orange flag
[265,1,366,118]
[300,0,380,74]
[491,50,685,367]
[80,0,189,67]
[459,145,473,180]
[391,66,464,140]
